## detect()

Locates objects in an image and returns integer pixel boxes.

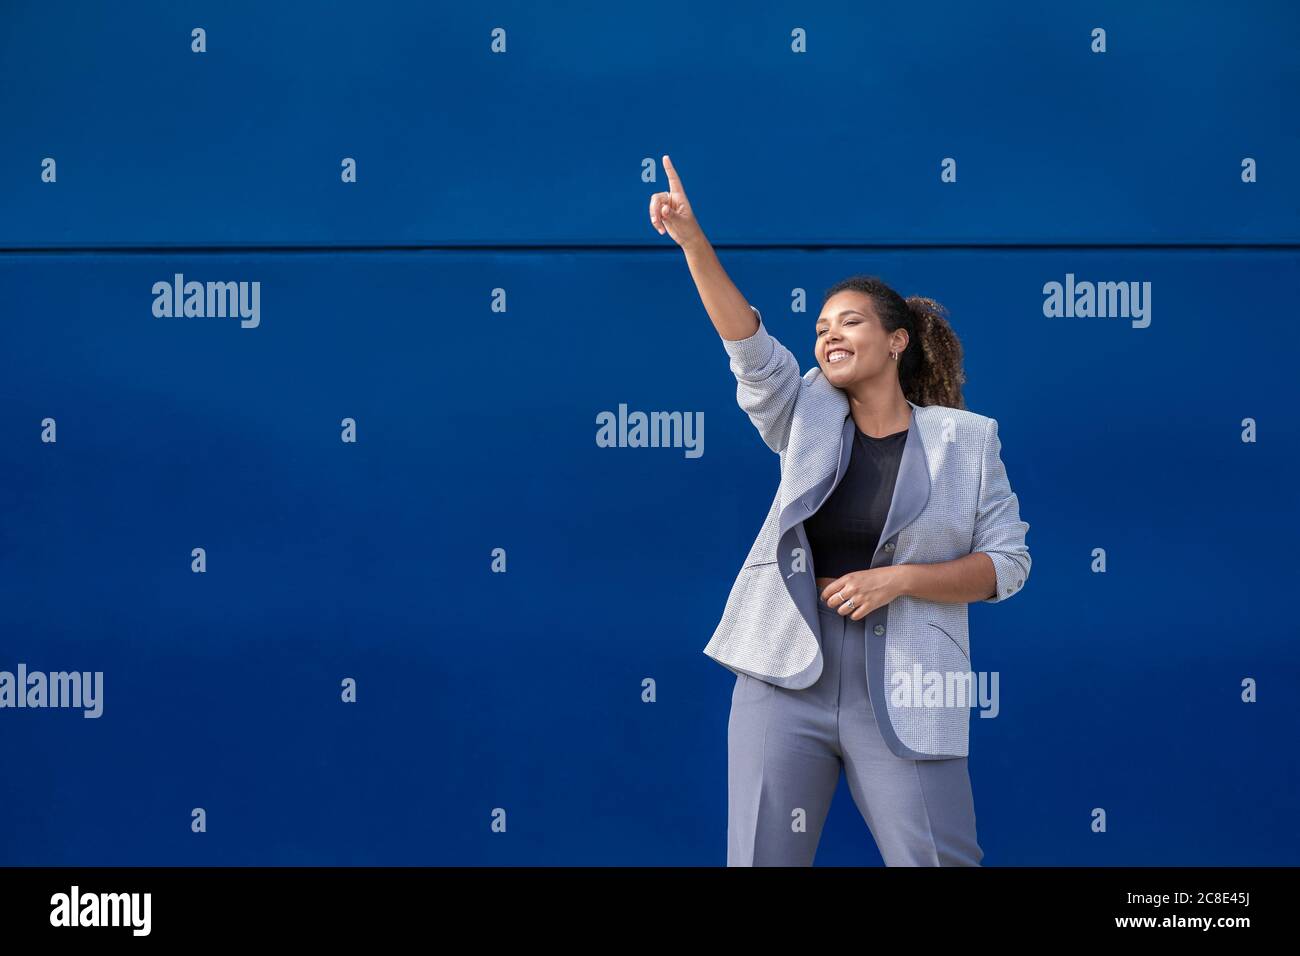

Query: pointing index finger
[662,154,685,195]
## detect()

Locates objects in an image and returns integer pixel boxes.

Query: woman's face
[814,291,907,386]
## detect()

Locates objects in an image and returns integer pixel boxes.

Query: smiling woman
[804,276,993,611]
[813,275,967,416]
[650,154,1030,867]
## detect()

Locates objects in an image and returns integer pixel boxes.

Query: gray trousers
[727,592,984,866]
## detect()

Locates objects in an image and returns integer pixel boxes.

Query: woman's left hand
[820,566,909,620]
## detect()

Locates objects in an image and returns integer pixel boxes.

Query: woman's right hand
[648,154,706,251]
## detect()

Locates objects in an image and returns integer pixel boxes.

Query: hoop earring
[889,350,898,361]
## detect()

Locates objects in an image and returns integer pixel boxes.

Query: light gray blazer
[704,306,1031,760]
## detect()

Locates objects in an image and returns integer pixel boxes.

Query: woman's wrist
[891,563,917,599]
[681,231,712,258]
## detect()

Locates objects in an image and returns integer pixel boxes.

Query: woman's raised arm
[650,154,802,453]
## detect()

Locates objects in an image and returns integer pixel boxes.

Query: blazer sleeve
[720,305,802,454]
[972,416,1031,603]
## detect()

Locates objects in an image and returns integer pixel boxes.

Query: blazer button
[884,541,895,552]
[873,624,885,636]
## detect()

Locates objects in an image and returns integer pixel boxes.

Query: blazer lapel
[777,416,850,539]
[872,401,931,566]
[778,393,930,545]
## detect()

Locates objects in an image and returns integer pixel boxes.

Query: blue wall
[1,1,1297,865]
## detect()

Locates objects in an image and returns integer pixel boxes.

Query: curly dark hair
[822,274,966,409]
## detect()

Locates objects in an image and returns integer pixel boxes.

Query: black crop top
[803,424,908,579]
